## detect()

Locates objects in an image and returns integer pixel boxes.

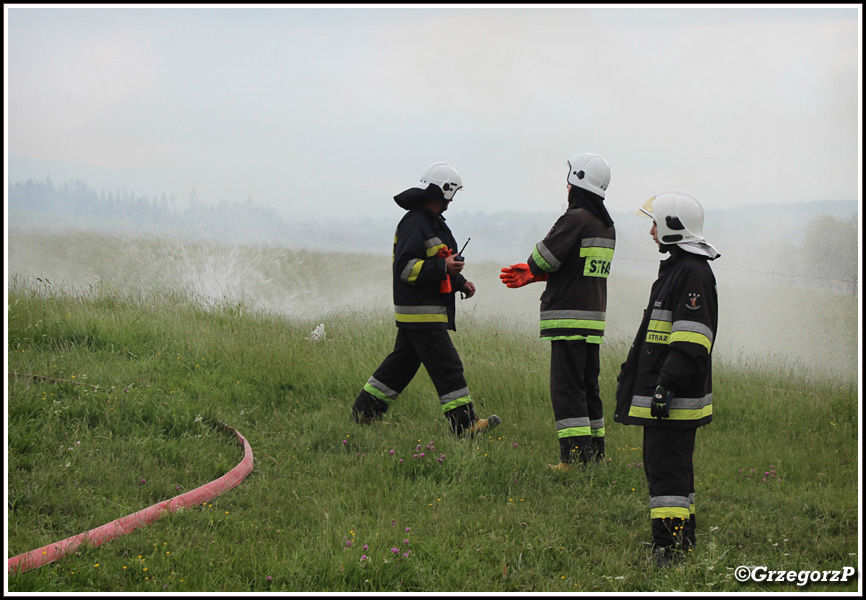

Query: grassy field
[5,262,860,593]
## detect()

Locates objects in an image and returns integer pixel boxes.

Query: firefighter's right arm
[394,221,448,287]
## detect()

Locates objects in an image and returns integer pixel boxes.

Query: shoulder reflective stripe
[672,320,714,350]
[581,237,615,249]
[670,331,712,352]
[532,242,560,272]
[400,258,425,284]
[672,320,713,340]
[425,237,446,257]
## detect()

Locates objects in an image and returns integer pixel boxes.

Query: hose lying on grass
[7,372,255,575]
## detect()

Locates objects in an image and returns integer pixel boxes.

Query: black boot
[592,437,605,462]
[351,390,388,424]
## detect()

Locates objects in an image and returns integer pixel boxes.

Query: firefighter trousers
[550,339,605,464]
[643,426,697,550]
[352,328,477,434]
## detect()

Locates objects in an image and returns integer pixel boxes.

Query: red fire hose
[8,422,254,575]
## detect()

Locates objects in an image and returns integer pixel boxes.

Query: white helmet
[416,162,463,201]
[567,153,610,198]
[635,191,705,245]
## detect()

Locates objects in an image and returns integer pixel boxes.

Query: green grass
[5,273,860,593]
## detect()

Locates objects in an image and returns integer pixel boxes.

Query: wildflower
[140,478,146,484]
[512,443,518,448]
[389,450,395,455]
[346,540,352,548]
[267,576,272,581]
[405,527,410,532]
[361,555,368,561]
[342,440,348,446]
[403,539,409,544]
[363,545,368,550]
[391,548,399,554]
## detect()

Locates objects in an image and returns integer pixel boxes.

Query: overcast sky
[4,4,862,219]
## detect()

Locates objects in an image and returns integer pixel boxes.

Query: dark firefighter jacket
[527,205,616,342]
[391,207,467,331]
[614,247,718,428]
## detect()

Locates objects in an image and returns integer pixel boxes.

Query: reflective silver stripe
[650,495,691,509]
[631,394,713,410]
[367,376,399,400]
[536,241,561,270]
[556,417,590,430]
[672,320,714,344]
[590,418,605,429]
[689,493,695,504]
[439,387,470,405]
[582,237,615,249]
[425,237,444,250]
[400,258,423,283]
[651,309,672,322]
[394,305,447,315]
[540,310,606,321]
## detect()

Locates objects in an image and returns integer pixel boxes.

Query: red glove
[437,247,453,293]
[499,263,548,288]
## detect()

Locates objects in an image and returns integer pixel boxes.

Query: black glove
[651,385,672,419]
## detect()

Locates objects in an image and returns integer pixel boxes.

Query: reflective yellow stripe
[670,330,712,352]
[557,427,591,438]
[541,335,604,344]
[441,395,471,412]
[628,405,713,421]
[395,312,449,323]
[651,507,691,520]
[540,319,605,331]
[648,320,671,333]
[406,260,424,284]
[426,244,447,257]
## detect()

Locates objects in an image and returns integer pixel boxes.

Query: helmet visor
[634,196,655,218]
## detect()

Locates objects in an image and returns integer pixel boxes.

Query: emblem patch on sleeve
[685,293,701,310]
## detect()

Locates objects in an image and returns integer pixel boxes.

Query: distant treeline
[7,176,290,245]
[7,177,859,293]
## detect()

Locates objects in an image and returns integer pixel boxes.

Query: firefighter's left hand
[651,385,672,419]
[461,281,476,299]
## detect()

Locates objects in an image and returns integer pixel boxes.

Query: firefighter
[351,162,501,437]
[500,153,615,468]
[613,191,720,568]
